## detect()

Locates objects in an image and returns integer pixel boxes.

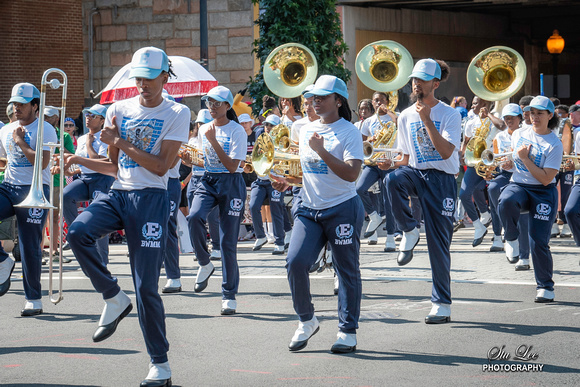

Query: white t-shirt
[396,101,462,175]
[198,120,247,174]
[0,118,57,185]
[360,114,394,138]
[167,159,181,179]
[511,127,563,185]
[291,116,317,144]
[493,129,515,172]
[188,136,205,176]
[106,96,190,190]
[353,120,363,131]
[300,118,363,210]
[282,114,302,128]
[76,131,109,174]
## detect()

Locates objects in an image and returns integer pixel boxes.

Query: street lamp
[547,30,565,98]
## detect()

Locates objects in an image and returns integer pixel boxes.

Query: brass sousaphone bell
[467,46,527,103]
[263,43,318,98]
[465,46,527,168]
[355,40,413,112]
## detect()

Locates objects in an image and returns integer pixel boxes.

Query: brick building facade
[0,0,85,120]
[83,0,256,112]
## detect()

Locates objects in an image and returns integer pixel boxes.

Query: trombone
[15,68,68,305]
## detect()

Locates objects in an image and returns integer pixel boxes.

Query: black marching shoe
[93,303,133,342]
[194,262,215,293]
[140,378,171,387]
[424,302,451,324]
[141,362,172,387]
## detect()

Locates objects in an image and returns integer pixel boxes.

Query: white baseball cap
[129,47,170,80]
[304,75,349,99]
[501,103,523,118]
[523,96,555,114]
[84,104,108,118]
[409,59,442,81]
[201,85,234,108]
[264,115,281,126]
[195,109,212,124]
[44,106,59,117]
[9,83,40,104]
[238,113,254,124]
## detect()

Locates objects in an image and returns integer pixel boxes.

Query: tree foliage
[247,0,351,116]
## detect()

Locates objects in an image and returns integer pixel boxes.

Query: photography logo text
[483,345,544,372]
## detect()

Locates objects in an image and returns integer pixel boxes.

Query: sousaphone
[355,40,413,111]
[263,43,318,98]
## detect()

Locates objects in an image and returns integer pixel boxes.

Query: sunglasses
[85,113,102,119]
[206,100,223,108]
[64,123,75,128]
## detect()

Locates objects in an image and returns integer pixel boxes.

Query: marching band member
[353,99,374,131]
[485,104,530,269]
[250,114,287,254]
[563,105,580,259]
[498,96,562,303]
[66,47,190,386]
[187,85,247,315]
[356,91,398,251]
[272,75,364,353]
[184,110,221,261]
[279,96,303,127]
[61,104,114,265]
[381,59,461,324]
[161,91,186,294]
[0,83,57,315]
[459,97,505,247]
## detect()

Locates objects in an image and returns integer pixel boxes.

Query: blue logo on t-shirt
[7,131,33,167]
[203,135,231,173]
[410,120,443,163]
[119,117,163,168]
[514,137,547,172]
[301,131,336,175]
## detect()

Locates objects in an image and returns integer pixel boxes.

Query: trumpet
[560,155,580,171]
[252,133,302,186]
[481,149,513,167]
[179,143,204,168]
[363,141,403,166]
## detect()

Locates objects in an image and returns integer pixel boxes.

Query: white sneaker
[560,223,572,238]
[384,234,396,252]
[99,291,131,326]
[331,331,357,353]
[535,288,555,303]
[490,236,504,252]
[194,261,215,292]
[210,249,221,260]
[367,232,378,245]
[162,278,182,293]
[221,299,236,315]
[505,240,520,264]
[399,227,420,251]
[425,302,451,324]
[289,316,320,351]
[515,258,530,271]
[365,212,384,236]
[253,237,268,251]
[272,245,286,255]
[472,219,488,246]
[479,211,492,227]
[144,361,171,382]
[550,223,560,238]
[21,299,43,316]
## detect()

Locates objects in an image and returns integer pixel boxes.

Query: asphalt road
[1,226,579,386]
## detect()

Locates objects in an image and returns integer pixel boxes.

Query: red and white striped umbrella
[99,56,218,104]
